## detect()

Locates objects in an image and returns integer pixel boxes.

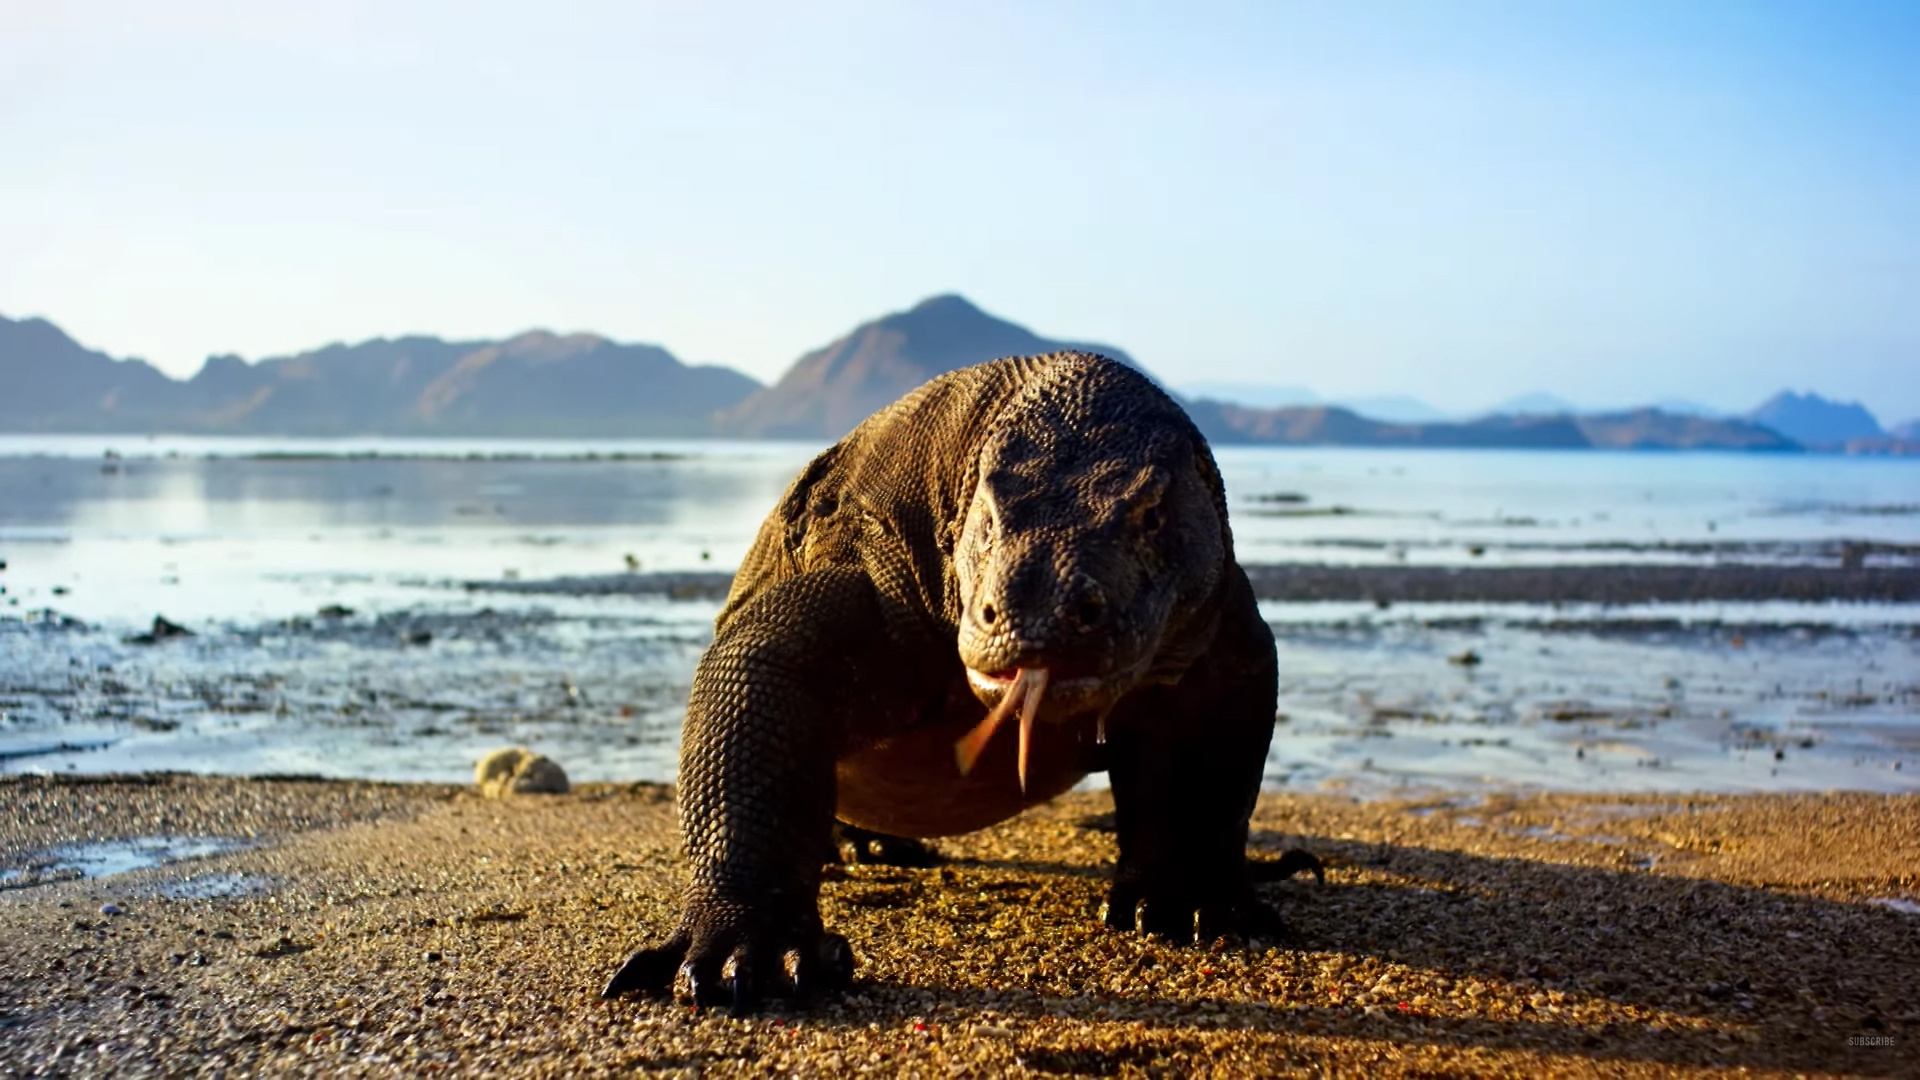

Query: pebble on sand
[474,747,570,798]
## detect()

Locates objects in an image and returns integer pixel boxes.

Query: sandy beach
[2,774,1915,1077]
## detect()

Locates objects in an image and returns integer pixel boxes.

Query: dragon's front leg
[602,567,888,1013]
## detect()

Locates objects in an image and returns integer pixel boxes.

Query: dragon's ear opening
[1138,502,1164,535]
[1125,470,1172,535]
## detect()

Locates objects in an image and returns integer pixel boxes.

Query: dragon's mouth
[956,665,1125,791]
[965,666,1103,695]
[954,667,1049,792]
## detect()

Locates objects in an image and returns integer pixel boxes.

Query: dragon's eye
[1139,504,1164,534]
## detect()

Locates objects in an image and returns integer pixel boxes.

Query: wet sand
[2,776,1916,1076]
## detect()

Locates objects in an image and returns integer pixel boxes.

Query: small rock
[99,904,123,916]
[1448,649,1482,667]
[123,616,194,646]
[402,629,433,647]
[1839,541,1867,570]
[475,747,570,797]
[424,951,443,963]
[317,604,355,619]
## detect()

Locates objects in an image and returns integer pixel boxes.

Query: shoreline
[2,775,1915,1076]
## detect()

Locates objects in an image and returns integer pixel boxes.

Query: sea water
[1,435,1915,795]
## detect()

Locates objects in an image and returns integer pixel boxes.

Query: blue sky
[3,1,1916,420]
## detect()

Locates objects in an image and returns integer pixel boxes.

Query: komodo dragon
[603,352,1317,1012]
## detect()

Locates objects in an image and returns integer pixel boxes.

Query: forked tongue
[954,667,1051,791]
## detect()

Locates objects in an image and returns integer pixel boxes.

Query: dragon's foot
[601,900,854,1015]
[1100,880,1293,943]
[1100,848,1324,944]
[834,823,944,867]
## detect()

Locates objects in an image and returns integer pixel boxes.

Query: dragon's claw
[1101,878,1298,945]
[603,913,852,1013]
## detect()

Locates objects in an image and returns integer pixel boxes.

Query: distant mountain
[1747,391,1882,446]
[1185,402,1591,448]
[1174,383,1450,423]
[0,315,760,436]
[714,295,1139,439]
[1893,419,1920,441]
[1183,401,1799,451]
[0,305,1869,453]
[193,331,760,436]
[0,315,184,430]
[1575,409,1798,451]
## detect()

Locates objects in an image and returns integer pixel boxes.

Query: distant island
[712,294,1141,439]
[0,318,755,437]
[2,297,1913,453]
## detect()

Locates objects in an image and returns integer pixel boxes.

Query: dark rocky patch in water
[1243,563,1920,605]
[463,570,733,600]
[471,562,1920,606]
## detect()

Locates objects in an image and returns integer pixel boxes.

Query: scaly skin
[603,353,1312,1013]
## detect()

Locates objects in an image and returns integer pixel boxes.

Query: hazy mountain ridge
[1178,398,1798,451]
[1181,401,1593,448]
[0,316,183,430]
[0,303,1900,452]
[1748,390,1883,447]
[1575,409,1796,451]
[0,315,759,436]
[1174,382,1450,423]
[1177,385,1904,453]
[712,295,1141,439]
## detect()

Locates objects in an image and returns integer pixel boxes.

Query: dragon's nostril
[980,603,998,626]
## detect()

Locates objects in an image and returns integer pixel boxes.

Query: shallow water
[1261,604,1919,798]
[0,835,255,889]
[2,436,1916,796]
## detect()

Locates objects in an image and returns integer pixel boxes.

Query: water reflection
[2,446,817,534]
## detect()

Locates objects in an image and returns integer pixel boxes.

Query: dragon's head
[951,354,1229,784]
